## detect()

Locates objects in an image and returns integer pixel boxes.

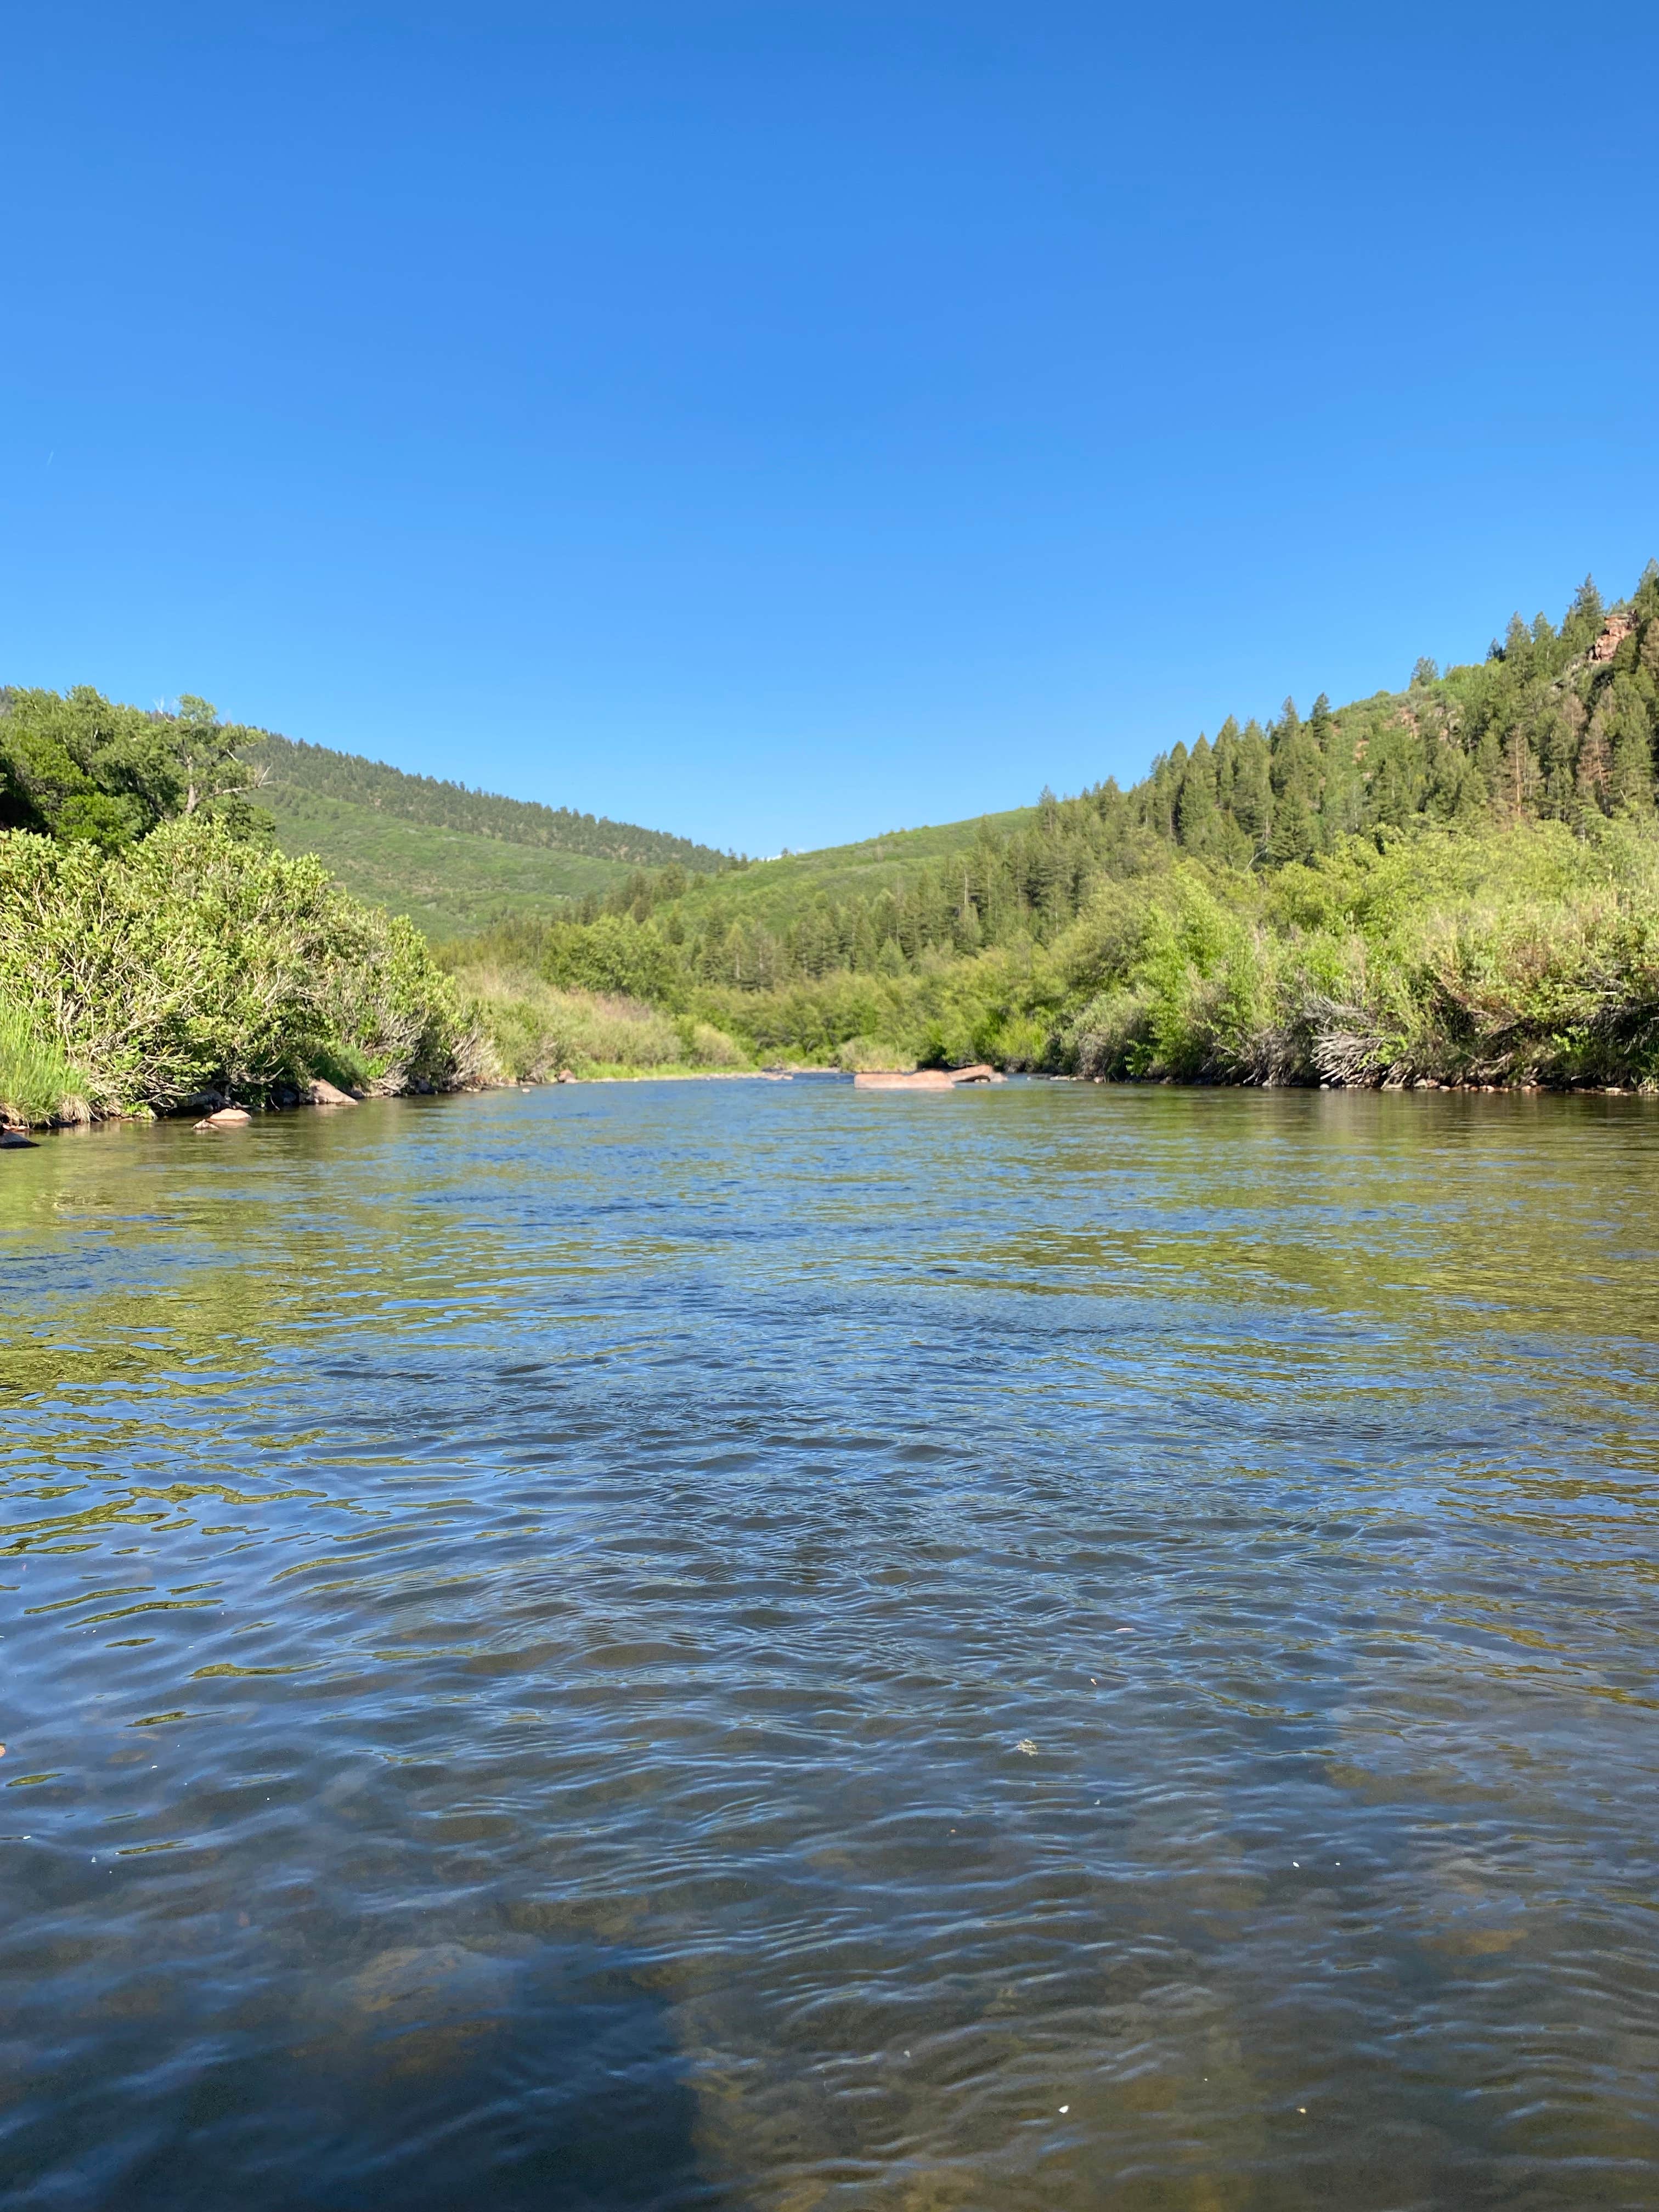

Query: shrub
[0,819,470,1115]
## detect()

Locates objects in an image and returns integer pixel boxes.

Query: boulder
[948,1064,1002,1084]
[853,1069,955,1090]
[1,1130,38,1149]
[307,1078,358,1107]
[195,1107,252,1129]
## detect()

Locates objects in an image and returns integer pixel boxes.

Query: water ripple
[3,1082,1659,2207]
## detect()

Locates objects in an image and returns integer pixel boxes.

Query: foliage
[0,688,271,850]
[449,815,1659,1091]
[0,819,470,1119]
[1060,819,1659,1088]
[262,732,730,870]
[486,562,1659,1006]
[458,963,746,1081]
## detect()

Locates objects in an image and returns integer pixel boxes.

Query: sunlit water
[4,1077,1659,2210]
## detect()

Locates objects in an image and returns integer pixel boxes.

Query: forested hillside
[13,563,1659,1116]
[494,564,1659,996]
[260,786,657,938]
[0,686,733,936]
[262,733,727,870]
[439,562,1659,1092]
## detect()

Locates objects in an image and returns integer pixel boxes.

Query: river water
[3,1078,1658,2209]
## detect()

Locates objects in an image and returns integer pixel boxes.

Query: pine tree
[1231,721,1273,854]
[1606,676,1656,812]
[1537,690,1585,819]
[1576,708,1611,817]
[1175,736,1220,854]
[1564,575,1605,653]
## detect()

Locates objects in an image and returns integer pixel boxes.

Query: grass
[459,964,748,1081]
[0,999,91,1126]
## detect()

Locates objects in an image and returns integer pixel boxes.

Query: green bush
[1059,821,1659,1088]
[0,819,470,1118]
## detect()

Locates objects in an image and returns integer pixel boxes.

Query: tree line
[516,563,1659,996]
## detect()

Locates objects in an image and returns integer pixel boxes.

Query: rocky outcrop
[1590,612,1636,664]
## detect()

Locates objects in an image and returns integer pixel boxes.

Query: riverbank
[443,819,1659,1094]
[15,813,1659,1132]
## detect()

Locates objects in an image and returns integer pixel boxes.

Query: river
[3,1078,1657,2208]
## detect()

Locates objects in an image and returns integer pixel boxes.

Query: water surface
[4,1079,1658,2209]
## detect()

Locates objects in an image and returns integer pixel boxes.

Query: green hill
[454,561,1659,998]
[670,806,1038,930]
[261,733,728,870]
[259,785,640,938]
[257,731,733,936]
[0,691,734,939]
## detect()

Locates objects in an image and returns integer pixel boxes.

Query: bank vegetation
[8,566,1659,1125]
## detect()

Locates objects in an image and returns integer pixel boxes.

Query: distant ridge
[262,732,728,872]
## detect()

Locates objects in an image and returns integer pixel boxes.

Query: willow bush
[1060,821,1659,1088]
[0,819,472,1120]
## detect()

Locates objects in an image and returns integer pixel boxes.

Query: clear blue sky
[3,3,1655,856]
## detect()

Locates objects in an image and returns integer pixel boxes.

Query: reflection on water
[3,1081,1659,2208]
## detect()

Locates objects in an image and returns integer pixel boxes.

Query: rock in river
[853,1069,956,1090]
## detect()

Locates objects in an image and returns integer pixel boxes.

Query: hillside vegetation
[259,785,642,938]
[0,690,746,1122]
[259,730,737,933]
[9,563,1659,1122]
[262,731,729,870]
[449,563,1659,1087]
[0,686,732,936]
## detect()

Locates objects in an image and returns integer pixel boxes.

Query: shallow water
[3,1077,1659,2210]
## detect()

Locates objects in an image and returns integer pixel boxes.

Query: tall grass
[0,999,91,1126]
[457,963,747,1079]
